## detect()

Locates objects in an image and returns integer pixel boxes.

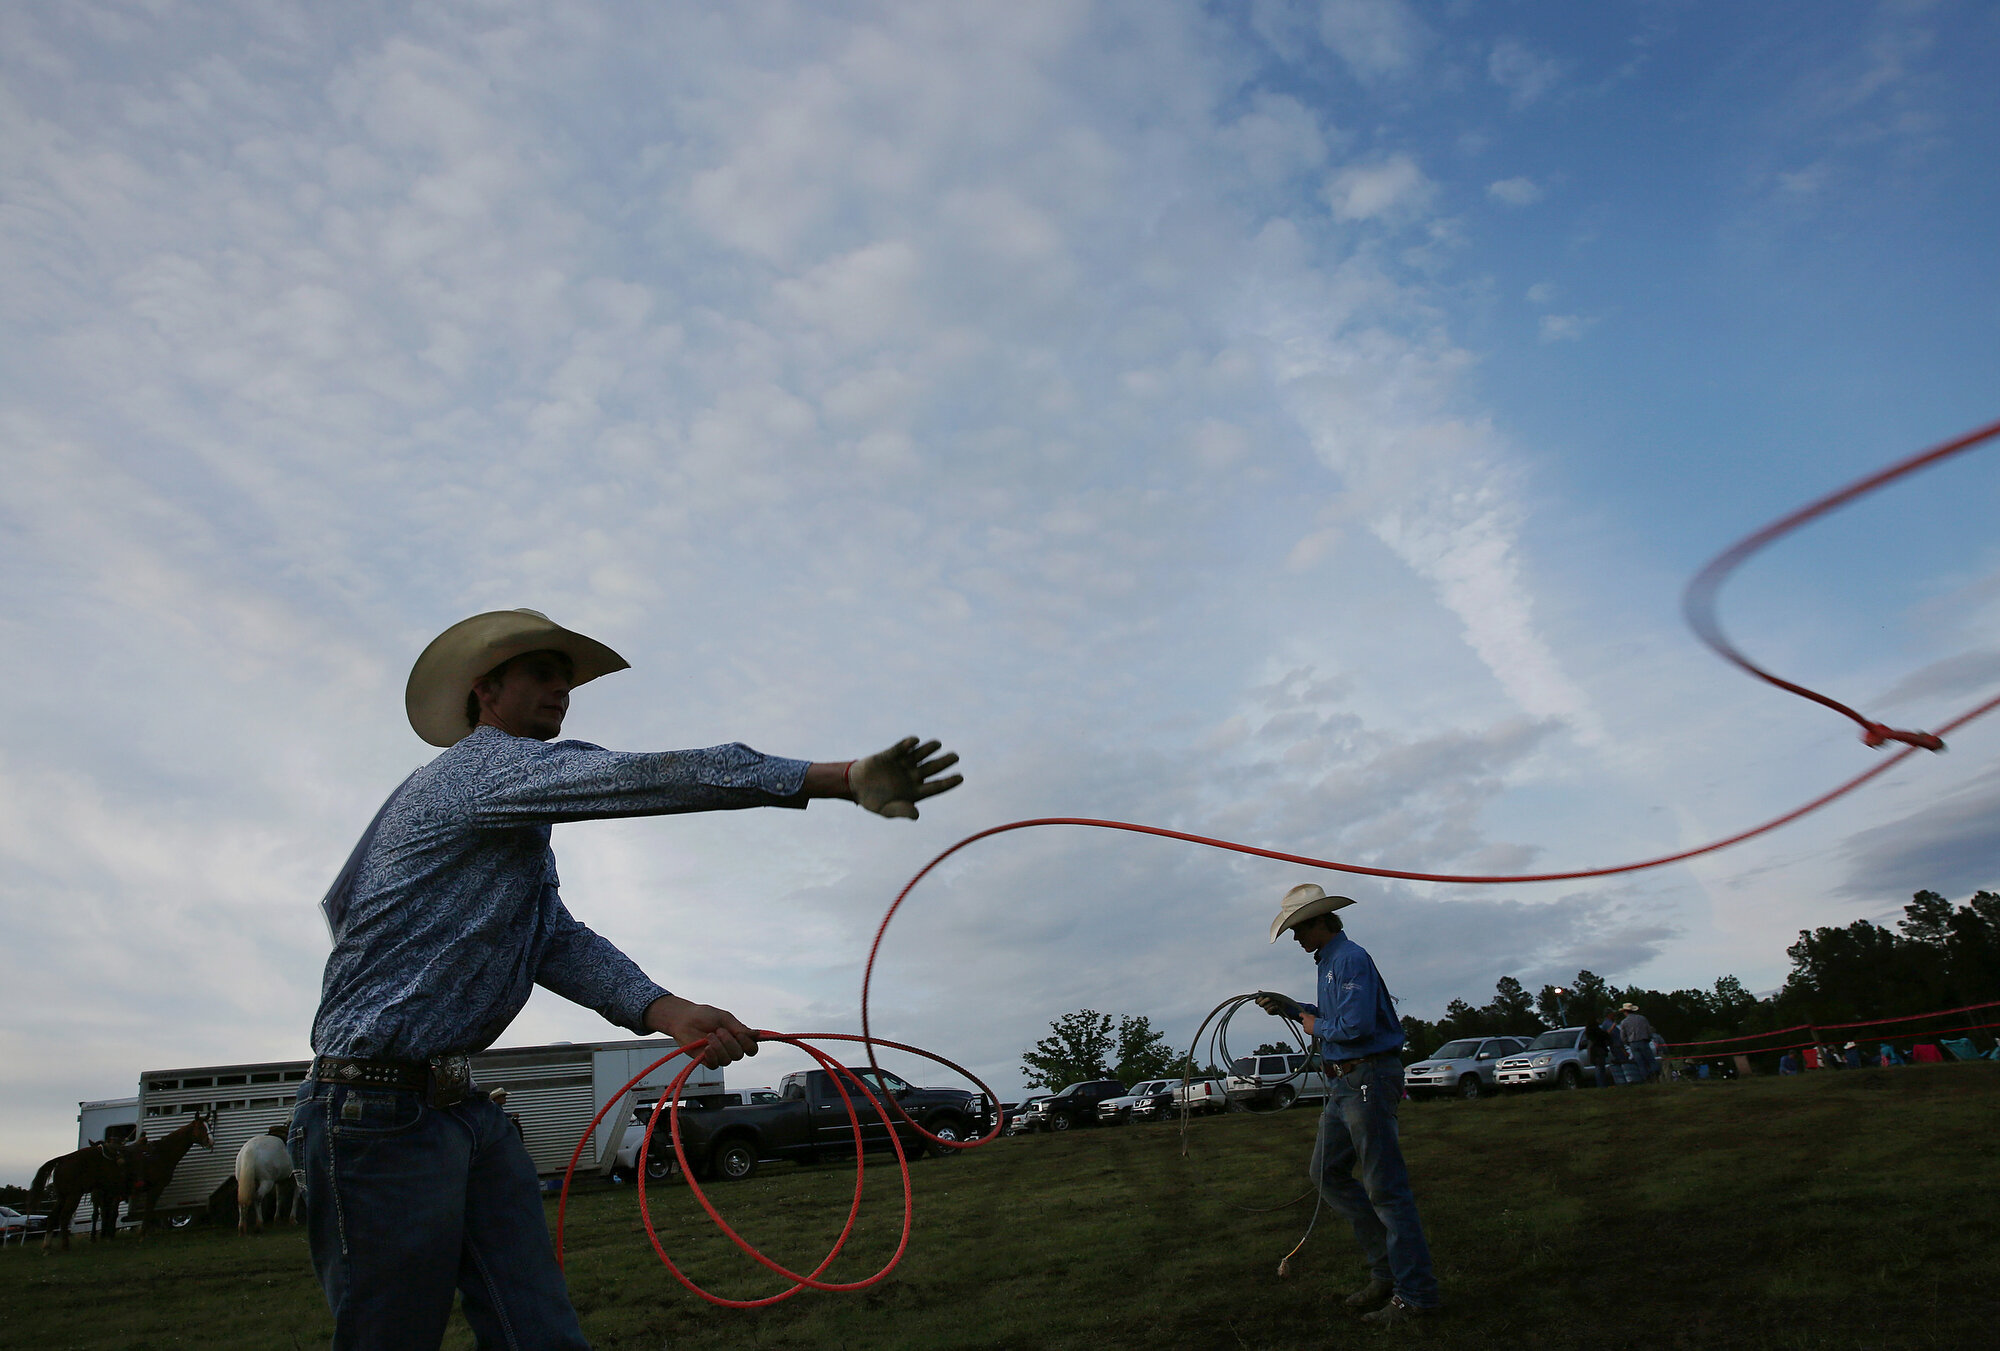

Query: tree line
[1019,889,2000,1082]
[1400,888,2000,1060]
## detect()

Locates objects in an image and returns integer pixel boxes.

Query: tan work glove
[849,737,963,819]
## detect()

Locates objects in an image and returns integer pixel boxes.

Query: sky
[3,0,1999,1183]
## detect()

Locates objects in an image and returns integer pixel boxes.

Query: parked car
[1,1205,49,1238]
[1494,1028,1593,1090]
[1023,1079,1127,1132]
[1170,1077,1231,1115]
[1403,1037,1530,1099]
[1096,1080,1177,1125]
[646,1066,992,1181]
[1006,1096,1049,1136]
[1224,1052,1331,1111]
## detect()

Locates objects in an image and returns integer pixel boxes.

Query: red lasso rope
[858,417,2000,1088]
[571,416,2000,1308]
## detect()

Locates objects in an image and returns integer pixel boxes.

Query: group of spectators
[1583,1002,1667,1087]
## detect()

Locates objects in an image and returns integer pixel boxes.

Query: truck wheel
[644,1148,677,1183]
[1049,1113,1073,1132]
[1271,1087,1297,1111]
[925,1116,967,1158]
[1556,1065,1581,1090]
[711,1140,758,1182]
[1458,1075,1483,1100]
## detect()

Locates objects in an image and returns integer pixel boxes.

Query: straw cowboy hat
[405,609,629,747]
[1269,883,1357,943]
[1620,1002,1639,1013]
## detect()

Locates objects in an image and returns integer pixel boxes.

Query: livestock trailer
[128,1038,718,1222]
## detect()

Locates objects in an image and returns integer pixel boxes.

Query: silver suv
[1495,1028,1591,1090]
[1403,1036,1529,1099]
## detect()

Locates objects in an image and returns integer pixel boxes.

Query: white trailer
[131,1038,718,1220]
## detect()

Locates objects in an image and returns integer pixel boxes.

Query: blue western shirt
[1295,931,1406,1061]
[311,725,810,1061]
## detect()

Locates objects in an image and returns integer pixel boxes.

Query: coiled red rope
[569,415,2000,1308]
[556,1031,998,1305]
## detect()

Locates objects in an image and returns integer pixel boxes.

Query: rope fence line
[1665,998,2000,1058]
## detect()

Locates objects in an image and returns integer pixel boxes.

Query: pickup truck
[646,1066,992,1181]
[1020,1079,1127,1132]
[1224,1052,1331,1111]
[615,1089,781,1181]
[1170,1077,1230,1116]
[1096,1080,1177,1125]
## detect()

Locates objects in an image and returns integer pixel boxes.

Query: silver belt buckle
[427,1054,472,1108]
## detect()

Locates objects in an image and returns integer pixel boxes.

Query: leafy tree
[1112,1015,1176,1085]
[1021,1009,1113,1091]
[1254,1042,1292,1056]
[1568,969,1610,1018]
[1488,976,1541,1034]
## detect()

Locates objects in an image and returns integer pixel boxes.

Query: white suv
[1403,1036,1529,1099]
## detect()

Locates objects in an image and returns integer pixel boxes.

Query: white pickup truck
[1224,1052,1331,1111]
[1169,1077,1231,1115]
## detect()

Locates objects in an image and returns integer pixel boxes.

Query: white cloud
[1489,37,1563,108]
[1317,0,1430,81]
[1487,175,1545,206]
[1525,281,1559,306]
[1538,313,1595,343]
[1325,153,1435,222]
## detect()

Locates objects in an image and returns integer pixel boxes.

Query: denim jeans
[1629,1043,1659,1082]
[1310,1054,1439,1309]
[290,1079,590,1350]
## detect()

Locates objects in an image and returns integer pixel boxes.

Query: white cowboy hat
[405,609,629,747]
[1269,882,1356,942]
[1620,1003,1639,1012]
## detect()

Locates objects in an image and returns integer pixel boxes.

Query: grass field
[5,1066,1997,1349]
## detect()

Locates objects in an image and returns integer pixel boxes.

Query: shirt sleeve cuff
[614,980,673,1036]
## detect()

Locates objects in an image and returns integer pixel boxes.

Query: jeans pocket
[330,1087,426,1137]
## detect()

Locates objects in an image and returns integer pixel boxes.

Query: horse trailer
[126,1039,720,1223]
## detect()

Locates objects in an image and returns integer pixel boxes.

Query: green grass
[6,1067,1998,1349]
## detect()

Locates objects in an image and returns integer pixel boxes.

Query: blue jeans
[1311,1055,1439,1309]
[290,1080,590,1350]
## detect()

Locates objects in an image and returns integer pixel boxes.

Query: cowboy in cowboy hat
[1256,883,1440,1328]
[1618,1002,1660,1083]
[297,608,962,1350]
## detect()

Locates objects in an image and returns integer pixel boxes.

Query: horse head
[190,1110,216,1150]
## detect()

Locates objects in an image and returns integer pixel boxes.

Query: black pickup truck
[645,1066,993,1181]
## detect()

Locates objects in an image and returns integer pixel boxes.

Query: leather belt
[311,1054,475,1108]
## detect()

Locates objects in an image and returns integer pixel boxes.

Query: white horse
[235,1132,300,1235]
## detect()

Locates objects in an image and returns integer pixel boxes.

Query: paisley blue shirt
[311,725,810,1061]
[1295,931,1406,1061]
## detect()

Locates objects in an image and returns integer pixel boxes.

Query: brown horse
[29,1140,141,1252]
[125,1112,215,1236]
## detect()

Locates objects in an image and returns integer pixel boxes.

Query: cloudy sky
[4,0,1998,1181]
